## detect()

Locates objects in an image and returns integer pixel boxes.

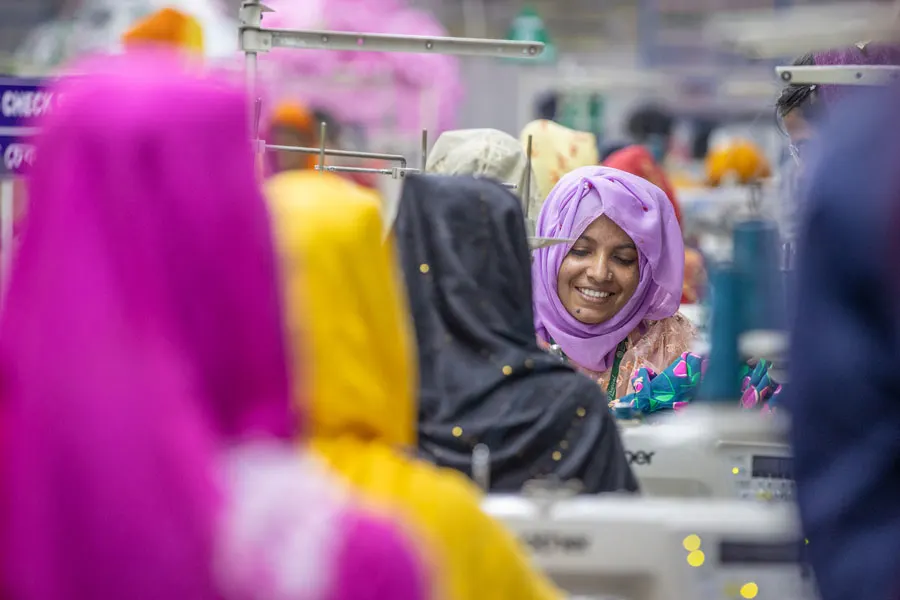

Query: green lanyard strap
[548,338,628,404]
[605,340,628,404]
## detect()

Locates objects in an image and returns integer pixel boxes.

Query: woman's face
[557,215,640,325]
[782,109,814,163]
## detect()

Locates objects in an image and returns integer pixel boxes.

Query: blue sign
[0,136,37,175]
[0,78,53,130]
[0,77,52,176]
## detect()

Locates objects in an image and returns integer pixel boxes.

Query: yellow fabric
[519,119,599,214]
[705,139,771,186]
[267,170,562,600]
[121,8,204,55]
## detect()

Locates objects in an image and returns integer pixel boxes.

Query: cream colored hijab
[519,120,599,216]
[426,128,539,216]
[425,128,569,248]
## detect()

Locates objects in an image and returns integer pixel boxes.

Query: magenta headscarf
[0,52,295,600]
[532,166,684,373]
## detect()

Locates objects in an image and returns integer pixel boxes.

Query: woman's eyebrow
[614,242,637,251]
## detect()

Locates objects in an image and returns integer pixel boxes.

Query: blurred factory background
[0,0,883,134]
[0,0,887,209]
[0,0,890,315]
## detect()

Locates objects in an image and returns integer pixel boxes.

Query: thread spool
[733,220,783,331]
[697,264,742,402]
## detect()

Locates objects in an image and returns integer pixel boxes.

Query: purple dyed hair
[0,51,297,600]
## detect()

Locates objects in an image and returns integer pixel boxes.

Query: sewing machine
[618,406,793,502]
[484,492,815,600]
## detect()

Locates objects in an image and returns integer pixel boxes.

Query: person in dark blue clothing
[790,82,900,600]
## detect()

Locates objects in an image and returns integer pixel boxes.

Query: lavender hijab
[0,52,296,600]
[532,166,684,373]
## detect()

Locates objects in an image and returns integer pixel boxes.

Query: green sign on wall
[506,6,556,63]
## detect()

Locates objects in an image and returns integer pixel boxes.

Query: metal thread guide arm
[240,0,545,180]
[239,0,544,59]
[776,64,900,86]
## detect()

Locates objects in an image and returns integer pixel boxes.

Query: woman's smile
[576,286,615,302]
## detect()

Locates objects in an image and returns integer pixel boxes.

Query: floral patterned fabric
[621,351,705,414]
[538,314,782,415]
[540,313,696,402]
[616,355,782,416]
[739,359,783,414]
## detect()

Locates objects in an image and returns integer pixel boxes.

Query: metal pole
[523,134,533,219]
[264,144,409,170]
[240,1,264,159]
[1,179,15,307]
[318,122,327,175]
[472,444,491,492]
[421,129,428,172]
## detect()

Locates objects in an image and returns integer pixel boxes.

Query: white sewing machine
[484,492,815,600]
[617,404,793,502]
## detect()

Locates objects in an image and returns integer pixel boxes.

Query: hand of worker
[739,359,782,413]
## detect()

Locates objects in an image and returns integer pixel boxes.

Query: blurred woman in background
[774,44,900,246]
[789,78,900,600]
[0,52,426,600]
[519,119,599,217]
[776,43,900,161]
[269,100,319,173]
[267,169,562,600]
[532,166,694,409]
[625,105,674,165]
[394,174,638,493]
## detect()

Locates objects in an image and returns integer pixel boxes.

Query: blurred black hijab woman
[394,175,638,494]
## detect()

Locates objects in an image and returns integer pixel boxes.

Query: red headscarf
[603,145,683,226]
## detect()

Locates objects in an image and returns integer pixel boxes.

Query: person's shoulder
[634,313,697,368]
[646,312,696,336]
[669,312,698,334]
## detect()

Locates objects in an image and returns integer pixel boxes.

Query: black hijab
[394,174,638,494]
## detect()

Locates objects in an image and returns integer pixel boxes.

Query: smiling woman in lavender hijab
[531,166,694,403]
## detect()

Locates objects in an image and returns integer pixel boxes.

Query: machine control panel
[730,453,795,502]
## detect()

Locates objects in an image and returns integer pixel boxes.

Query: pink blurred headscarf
[0,51,426,600]
[260,0,462,134]
[532,166,684,373]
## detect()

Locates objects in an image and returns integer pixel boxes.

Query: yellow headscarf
[705,138,772,186]
[266,170,561,600]
[519,119,599,214]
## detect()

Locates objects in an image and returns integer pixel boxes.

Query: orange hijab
[604,145,682,226]
[270,101,317,171]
